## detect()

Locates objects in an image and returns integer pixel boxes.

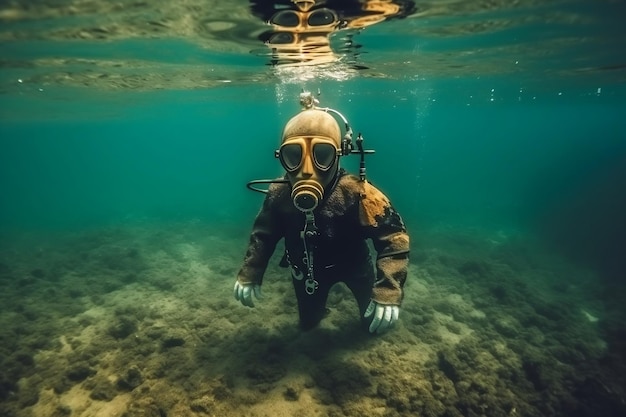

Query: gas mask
[246,90,374,206]
[276,109,341,212]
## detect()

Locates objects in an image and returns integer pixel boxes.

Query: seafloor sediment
[0,221,624,417]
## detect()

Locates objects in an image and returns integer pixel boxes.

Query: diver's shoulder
[333,171,363,202]
[336,171,382,192]
[266,178,291,201]
[336,170,360,187]
[267,178,288,192]
[336,172,390,200]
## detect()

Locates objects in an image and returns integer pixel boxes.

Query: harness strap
[300,211,319,295]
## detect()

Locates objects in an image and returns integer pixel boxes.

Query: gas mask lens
[270,10,299,27]
[279,143,303,172]
[278,142,338,172]
[268,32,295,45]
[270,8,338,28]
[307,9,337,26]
[312,143,337,171]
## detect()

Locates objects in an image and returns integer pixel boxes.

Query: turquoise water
[1,1,626,416]
[2,80,625,270]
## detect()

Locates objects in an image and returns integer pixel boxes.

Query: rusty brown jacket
[237,169,410,305]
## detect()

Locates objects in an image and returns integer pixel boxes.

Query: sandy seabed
[0,220,624,417]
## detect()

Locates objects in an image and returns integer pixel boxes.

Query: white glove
[233,281,262,307]
[364,300,400,334]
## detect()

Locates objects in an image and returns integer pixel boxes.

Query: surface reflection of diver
[250,0,416,67]
[236,90,410,334]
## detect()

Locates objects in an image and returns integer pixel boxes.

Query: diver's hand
[364,300,399,334]
[233,281,262,307]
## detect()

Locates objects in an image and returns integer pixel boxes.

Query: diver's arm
[359,181,410,306]
[236,190,284,287]
[371,243,409,305]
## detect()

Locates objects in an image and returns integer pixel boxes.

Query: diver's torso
[275,171,372,277]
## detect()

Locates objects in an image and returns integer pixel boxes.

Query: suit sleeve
[359,181,410,305]
[236,187,285,286]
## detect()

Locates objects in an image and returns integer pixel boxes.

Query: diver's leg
[292,276,332,331]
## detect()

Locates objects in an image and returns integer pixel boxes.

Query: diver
[234,91,410,334]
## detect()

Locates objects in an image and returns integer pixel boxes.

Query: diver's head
[276,108,341,212]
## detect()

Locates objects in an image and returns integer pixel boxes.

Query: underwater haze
[1,1,626,416]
